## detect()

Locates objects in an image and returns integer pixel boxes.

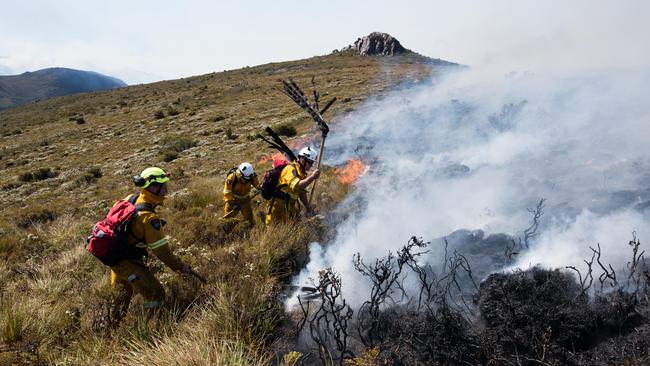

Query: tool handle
[189,269,208,284]
[308,136,327,206]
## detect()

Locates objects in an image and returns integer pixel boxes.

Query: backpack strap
[128,193,155,213]
[228,171,238,191]
[125,193,154,246]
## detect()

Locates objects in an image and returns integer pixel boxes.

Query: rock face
[347,32,408,56]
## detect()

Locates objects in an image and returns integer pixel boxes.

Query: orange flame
[258,152,286,165]
[335,159,367,184]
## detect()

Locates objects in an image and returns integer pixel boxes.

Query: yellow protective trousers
[110,259,165,314]
[264,197,299,225]
[223,199,254,224]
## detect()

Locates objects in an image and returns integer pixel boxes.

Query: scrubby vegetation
[287,236,650,365]
[18,167,58,182]
[159,134,198,162]
[274,122,298,137]
[1,48,644,365]
[0,52,438,363]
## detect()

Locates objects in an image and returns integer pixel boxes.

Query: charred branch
[523,198,545,248]
[298,268,354,365]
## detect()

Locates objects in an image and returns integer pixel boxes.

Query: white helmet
[238,162,255,179]
[298,147,317,163]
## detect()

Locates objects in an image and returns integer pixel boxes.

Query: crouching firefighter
[264,147,320,225]
[87,167,198,321]
[223,162,259,224]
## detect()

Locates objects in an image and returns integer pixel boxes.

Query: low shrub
[224,128,238,140]
[16,208,57,228]
[246,132,261,141]
[160,135,198,153]
[161,151,179,162]
[2,182,22,190]
[154,110,165,119]
[68,115,85,124]
[76,167,103,185]
[19,167,58,182]
[274,123,297,137]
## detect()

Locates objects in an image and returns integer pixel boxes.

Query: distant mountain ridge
[0,67,126,110]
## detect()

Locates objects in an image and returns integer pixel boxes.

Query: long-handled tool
[188,268,208,284]
[280,77,336,205]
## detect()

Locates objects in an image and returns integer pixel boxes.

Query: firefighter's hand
[310,169,321,180]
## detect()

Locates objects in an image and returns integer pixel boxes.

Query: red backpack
[86,194,152,266]
[259,159,291,200]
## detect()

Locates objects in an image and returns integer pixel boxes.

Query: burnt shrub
[381,307,480,365]
[479,267,596,353]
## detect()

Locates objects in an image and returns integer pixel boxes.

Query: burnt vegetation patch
[287,234,650,366]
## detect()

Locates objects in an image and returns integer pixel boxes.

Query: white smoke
[289,66,650,308]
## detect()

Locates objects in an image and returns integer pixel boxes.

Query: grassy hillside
[0,51,443,364]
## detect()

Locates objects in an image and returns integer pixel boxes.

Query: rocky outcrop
[345,32,409,56]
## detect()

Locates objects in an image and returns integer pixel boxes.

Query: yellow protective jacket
[223,171,259,201]
[277,161,306,199]
[122,190,184,271]
[265,161,307,225]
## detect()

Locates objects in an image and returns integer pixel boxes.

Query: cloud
[3,1,649,83]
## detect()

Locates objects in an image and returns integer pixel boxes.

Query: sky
[2,0,649,84]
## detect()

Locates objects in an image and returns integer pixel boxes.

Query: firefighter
[110,167,194,320]
[265,147,320,225]
[223,162,259,224]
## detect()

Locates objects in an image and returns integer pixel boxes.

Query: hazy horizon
[2,0,649,85]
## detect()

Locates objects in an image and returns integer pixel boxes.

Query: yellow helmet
[133,167,170,188]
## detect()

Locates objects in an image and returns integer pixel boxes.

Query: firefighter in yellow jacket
[223,162,260,224]
[110,167,194,319]
[265,147,321,225]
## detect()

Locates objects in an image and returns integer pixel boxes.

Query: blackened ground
[285,266,649,365]
[383,267,648,365]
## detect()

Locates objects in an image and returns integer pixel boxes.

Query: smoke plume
[290,66,650,308]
